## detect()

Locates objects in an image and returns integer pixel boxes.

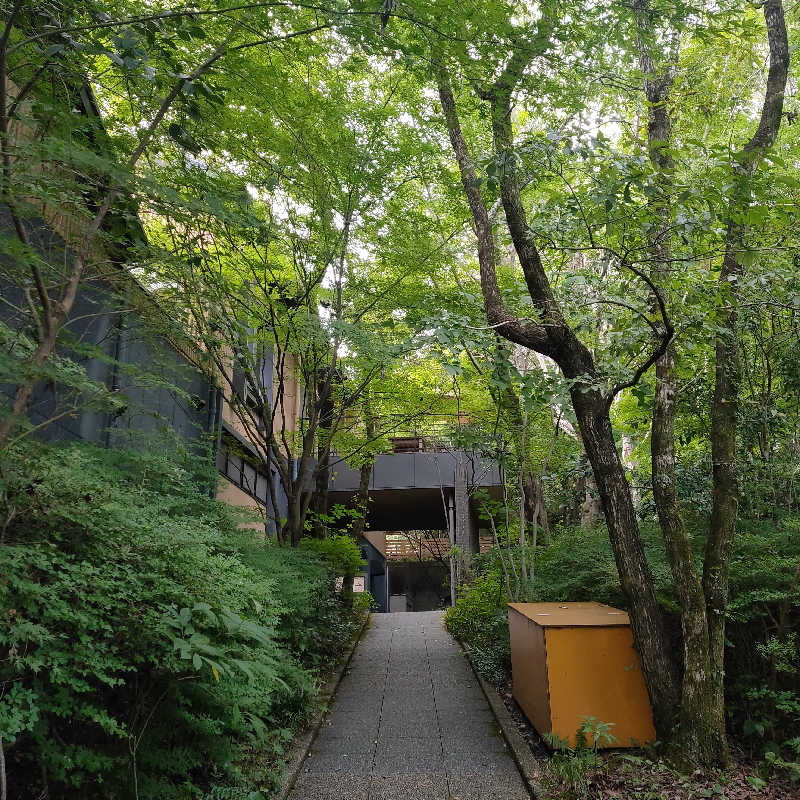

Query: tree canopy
[1,0,799,795]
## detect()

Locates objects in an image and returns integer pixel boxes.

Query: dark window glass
[227,454,242,484]
[242,463,256,494]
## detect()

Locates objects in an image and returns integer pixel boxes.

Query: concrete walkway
[289,611,529,800]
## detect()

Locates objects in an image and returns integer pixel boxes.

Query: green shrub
[447,516,800,768]
[0,441,362,799]
[298,534,366,578]
[444,572,511,684]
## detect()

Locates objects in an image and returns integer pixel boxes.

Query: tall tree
[429,0,791,765]
[634,0,723,765]
[434,10,680,732]
[704,0,789,763]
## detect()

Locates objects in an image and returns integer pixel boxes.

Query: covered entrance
[329,448,503,612]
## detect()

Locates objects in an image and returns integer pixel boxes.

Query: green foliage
[444,573,511,685]
[3,0,800,783]
[542,717,618,799]
[448,517,800,772]
[575,717,619,751]
[739,684,800,783]
[298,534,366,578]
[351,591,377,614]
[0,441,362,799]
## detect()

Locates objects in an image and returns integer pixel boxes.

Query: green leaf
[167,124,201,155]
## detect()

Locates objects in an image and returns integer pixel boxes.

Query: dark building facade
[0,205,290,530]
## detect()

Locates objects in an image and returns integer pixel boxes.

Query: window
[226,453,242,484]
[218,440,270,508]
[232,336,273,413]
[242,462,256,494]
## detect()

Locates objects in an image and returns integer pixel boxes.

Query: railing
[383,535,496,561]
[342,412,504,454]
[381,413,469,453]
[385,536,451,561]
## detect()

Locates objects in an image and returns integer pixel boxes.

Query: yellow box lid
[508,602,630,627]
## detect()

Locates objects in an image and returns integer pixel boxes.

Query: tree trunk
[311,370,335,538]
[571,388,679,735]
[634,0,723,765]
[654,344,724,766]
[704,0,788,756]
[437,63,679,735]
[578,475,601,530]
[522,472,549,546]
[311,450,330,539]
[351,459,372,542]
[500,381,550,546]
[620,433,640,508]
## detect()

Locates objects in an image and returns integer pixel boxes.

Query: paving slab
[288,611,529,800]
[314,726,379,752]
[290,774,371,800]
[301,749,374,776]
[368,774,450,800]
[373,741,446,776]
[434,688,487,705]
[448,776,531,800]
[377,709,438,734]
[324,709,380,733]
[440,734,508,756]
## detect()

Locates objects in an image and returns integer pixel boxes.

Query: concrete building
[328,446,503,611]
[0,81,297,529]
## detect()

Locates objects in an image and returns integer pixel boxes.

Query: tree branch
[436,67,551,355]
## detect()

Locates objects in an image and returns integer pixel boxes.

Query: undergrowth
[0,441,364,799]
[445,517,800,784]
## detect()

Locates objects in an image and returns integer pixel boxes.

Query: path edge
[458,641,544,800]
[274,611,370,800]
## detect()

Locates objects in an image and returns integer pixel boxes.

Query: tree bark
[522,472,549,545]
[311,369,335,538]
[437,53,679,734]
[351,458,373,542]
[570,387,679,735]
[0,31,230,447]
[500,382,550,546]
[634,0,724,766]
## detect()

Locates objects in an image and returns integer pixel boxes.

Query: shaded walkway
[289,611,530,800]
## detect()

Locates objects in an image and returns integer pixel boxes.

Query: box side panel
[545,627,656,747]
[509,608,551,736]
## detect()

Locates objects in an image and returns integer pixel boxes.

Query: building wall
[216,433,289,534]
[217,476,267,531]
[1,86,292,531]
[220,351,303,444]
[0,209,217,451]
[216,346,301,535]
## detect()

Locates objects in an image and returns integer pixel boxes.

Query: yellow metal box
[508,602,656,748]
